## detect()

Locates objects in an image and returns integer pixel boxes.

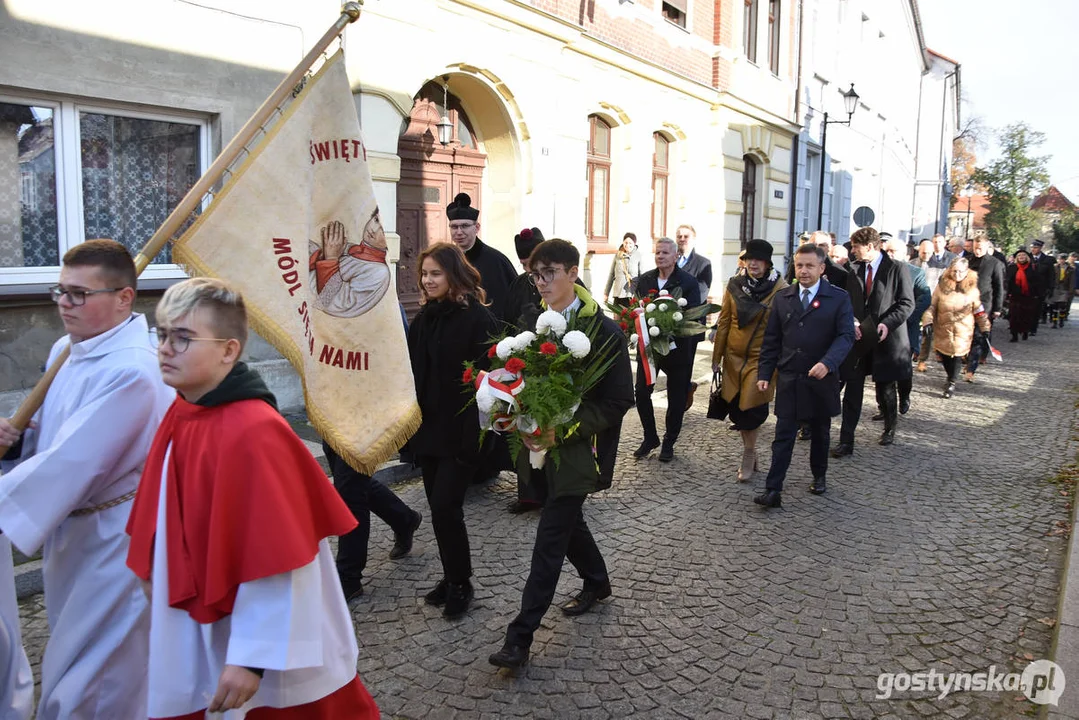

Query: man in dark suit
[675,224,713,302]
[882,237,930,415]
[1030,239,1055,330]
[633,237,702,462]
[927,234,956,270]
[831,227,914,456]
[754,244,855,508]
[965,237,1005,379]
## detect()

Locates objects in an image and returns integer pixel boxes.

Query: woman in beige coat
[711,239,787,481]
[922,257,990,399]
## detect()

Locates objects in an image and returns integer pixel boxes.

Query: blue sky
[917,0,1079,202]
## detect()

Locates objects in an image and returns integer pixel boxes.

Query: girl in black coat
[407,242,498,619]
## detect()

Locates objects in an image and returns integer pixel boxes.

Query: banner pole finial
[343,2,362,22]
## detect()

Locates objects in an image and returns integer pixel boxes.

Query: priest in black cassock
[446,193,517,320]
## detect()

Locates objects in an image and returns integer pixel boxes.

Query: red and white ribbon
[474,368,525,429]
[632,306,656,386]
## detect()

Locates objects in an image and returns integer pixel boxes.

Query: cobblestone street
[18,319,1077,718]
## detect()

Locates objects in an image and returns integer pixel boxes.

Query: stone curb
[1047,459,1079,720]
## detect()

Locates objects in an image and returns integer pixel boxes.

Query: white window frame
[0,91,211,292]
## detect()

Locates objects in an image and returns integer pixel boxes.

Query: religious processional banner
[173,51,419,474]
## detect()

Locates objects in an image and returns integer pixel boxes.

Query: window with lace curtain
[0,96,208,291]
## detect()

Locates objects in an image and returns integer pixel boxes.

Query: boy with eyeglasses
[488,239,634,670]
[0,239,173,719]
[127,277,379,718]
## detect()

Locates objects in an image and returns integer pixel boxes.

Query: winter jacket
[923,270,990,358]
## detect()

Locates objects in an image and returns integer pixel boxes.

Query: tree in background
[951,136,978,201]
[1053,209,1079,254]
[972,123,1050,253]
[950,114,984,205]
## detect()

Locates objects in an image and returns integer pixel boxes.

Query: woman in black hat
[711,239,787,481]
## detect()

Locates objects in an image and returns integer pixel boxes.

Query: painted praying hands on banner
[273,235,373,371]
[308,214,390,319]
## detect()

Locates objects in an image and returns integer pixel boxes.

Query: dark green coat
[517,286,634,498]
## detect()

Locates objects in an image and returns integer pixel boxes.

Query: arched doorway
[396,81,486,315]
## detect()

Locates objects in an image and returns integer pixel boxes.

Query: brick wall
[529,0,715,86]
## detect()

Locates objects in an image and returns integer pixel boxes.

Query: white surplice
[147,446,359,719]
[0,537,32,720]
[0,313,174,720]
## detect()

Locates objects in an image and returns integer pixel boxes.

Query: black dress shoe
[389,510,422,560]
[424,578,448,606]
[809,477,826,495]
[942,383,955,399]
[658,441,674,462]
[489,643,529,669]
[561,583,612,616]
[753,490,782,508]
[879,429,895,446]
[442,581,474,619]
[341,580,364,605]
[830,443,853,458]
[871,412,884,421]
[507,500,541,515]
[633,437,660,458]
[899,397,911,415]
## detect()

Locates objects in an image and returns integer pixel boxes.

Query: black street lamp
[816,83,860,230]
[960,185,975,239]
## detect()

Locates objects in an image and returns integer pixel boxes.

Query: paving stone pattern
[18,320,1077,718]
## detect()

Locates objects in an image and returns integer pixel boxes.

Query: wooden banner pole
[0,2,363,459]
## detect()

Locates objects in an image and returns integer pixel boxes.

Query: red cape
[127,397,357,623]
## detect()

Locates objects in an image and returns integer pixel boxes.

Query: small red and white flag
[988,343,1003,362]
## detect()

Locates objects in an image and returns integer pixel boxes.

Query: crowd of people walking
[2,185,1076,717]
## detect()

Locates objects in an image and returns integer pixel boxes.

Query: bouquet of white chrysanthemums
[464,309,615,468]
[609,287,717,354]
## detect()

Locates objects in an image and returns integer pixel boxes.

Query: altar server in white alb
[0,535,32,720]
[126,278,379,719]
[0,239,174,719]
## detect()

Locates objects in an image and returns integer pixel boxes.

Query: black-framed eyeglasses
[49,285,122,306]
[526,267,564,286]
[448,222,476,232]
[149,328,231,354]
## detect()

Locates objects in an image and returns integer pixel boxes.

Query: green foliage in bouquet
[605,287,718,357]
[463,309,619,467]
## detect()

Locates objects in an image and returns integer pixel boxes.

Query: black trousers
[323,443,415,585]
[419,456,474,583]
[635,350,693,444]
[505,482,608,648]
[940,354,962,383]
[839,363,898,444]
[764,416,831,492]
[515,466,542,505]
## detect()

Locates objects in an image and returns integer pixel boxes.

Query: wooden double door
[396,82,486,316]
